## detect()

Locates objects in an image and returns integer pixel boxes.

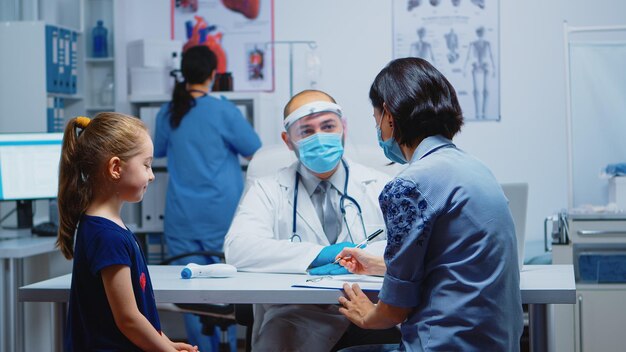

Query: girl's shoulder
[79,215,132,240]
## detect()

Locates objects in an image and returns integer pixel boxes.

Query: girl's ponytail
[56,117,92,259]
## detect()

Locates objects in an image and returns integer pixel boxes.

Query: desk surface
[0,236,57,259]
[20,265,575,305]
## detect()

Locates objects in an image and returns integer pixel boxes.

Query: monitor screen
[230,98,254,127]
[0,132,63,201]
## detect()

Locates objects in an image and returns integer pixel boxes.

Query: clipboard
[292,275,384,292]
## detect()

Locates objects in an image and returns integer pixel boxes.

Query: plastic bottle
[171,52,181,71]
[99,73,114,107]
[92,20,108,58]
[180,263,237,279]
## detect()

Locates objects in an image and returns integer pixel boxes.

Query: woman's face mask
[376,110,407,165]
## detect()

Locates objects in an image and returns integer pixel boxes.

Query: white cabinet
[550,215,626,352]
[124,92,279,233]
[575,288,626,351]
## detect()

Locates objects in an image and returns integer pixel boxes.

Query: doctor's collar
[284,101,343,131]
[297,161,346,197]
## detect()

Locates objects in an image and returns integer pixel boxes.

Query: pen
[333,229,384,264]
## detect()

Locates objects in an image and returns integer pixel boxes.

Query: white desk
[20,264,575,351]
[1,234,58,352]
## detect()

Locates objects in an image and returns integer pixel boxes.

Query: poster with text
[172,0,274,91]
[393,0,500,121]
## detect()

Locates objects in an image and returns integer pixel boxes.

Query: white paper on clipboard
[292,275,384,292]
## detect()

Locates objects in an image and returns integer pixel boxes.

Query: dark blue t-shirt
[65,215,161,351]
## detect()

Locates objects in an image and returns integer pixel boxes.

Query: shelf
[128,92,266,104]
[85,57,114,63]
[129,94,170,103]
[86,106,115,111]
[47,93,83,100]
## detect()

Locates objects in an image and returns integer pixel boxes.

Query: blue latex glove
[310,242,356,268]
[308,263,350,276]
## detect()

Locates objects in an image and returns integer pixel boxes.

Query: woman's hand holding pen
[336,247,387,276]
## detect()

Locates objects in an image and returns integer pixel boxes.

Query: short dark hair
[369,57,463,146]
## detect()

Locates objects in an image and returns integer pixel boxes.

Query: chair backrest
[500,183,529,270]
[245,144,296,182]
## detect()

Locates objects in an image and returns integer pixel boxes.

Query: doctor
[224,90,399,351]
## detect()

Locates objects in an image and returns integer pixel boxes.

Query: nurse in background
[154,45,261,351]
[335,57,523,352]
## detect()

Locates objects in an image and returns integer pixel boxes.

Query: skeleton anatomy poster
[393,0,500,121]
[172,0,274,91]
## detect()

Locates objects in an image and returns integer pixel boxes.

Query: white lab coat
[224,159,391,351]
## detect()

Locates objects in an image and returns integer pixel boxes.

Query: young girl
[56,113,198,352]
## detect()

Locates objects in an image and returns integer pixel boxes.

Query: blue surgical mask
[376,121,407,165]
[296,133,344,173]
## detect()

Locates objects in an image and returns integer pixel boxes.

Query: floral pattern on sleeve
[379,178,433,261]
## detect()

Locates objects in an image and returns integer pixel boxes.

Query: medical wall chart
[172,0,274,91]
[393,0,500,121]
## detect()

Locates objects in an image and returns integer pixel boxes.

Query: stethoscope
[290,159,367,243]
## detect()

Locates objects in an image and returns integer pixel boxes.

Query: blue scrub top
[154,95,261,246]
[378,135,523,352]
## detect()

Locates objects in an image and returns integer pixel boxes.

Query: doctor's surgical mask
[296,132,344,173]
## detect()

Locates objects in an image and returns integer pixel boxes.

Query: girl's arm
[161,331,198,352]
[101,265,196,352]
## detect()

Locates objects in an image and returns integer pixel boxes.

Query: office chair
[159,250,252,352]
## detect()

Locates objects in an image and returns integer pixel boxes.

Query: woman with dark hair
[154,45,261,351]
[335,57,523,351]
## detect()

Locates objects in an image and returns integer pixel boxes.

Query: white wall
[109,0,626,249]
[0,0,621,245]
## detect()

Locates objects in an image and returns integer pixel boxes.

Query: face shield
[283,101,345,173]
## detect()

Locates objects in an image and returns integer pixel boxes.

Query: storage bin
[127,39,182,68]
[609,176,626,210]
[578,252,626,283]
[129,67,171,96]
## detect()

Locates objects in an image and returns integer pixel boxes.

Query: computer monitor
[0,132,63,228]
[501,183,529,270]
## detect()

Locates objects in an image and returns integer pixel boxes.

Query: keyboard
[31,222,59,237]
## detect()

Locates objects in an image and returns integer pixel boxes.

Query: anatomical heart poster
[393,0,500,121]
[172,0,275,91]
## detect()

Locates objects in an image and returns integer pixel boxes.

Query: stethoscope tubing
[290,159,364,243]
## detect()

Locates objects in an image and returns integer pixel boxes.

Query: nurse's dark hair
[369,57,463,146]
[170,45,217,128]
[57,113,147,259]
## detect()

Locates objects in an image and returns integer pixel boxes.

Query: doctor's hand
[308,263,350,276]
[310,242,356,268]
[337,247,387,276]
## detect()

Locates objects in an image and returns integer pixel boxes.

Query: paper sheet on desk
[292,275,384,291]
